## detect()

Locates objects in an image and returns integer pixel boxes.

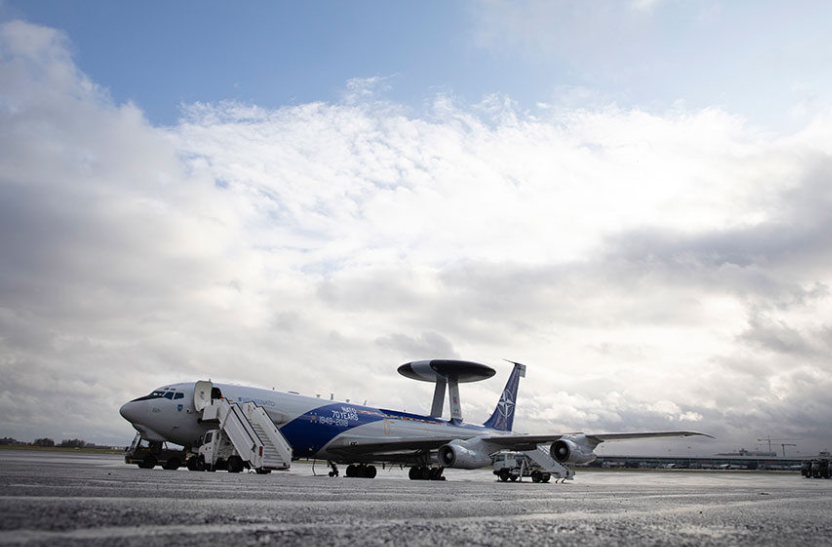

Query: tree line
[0,437,116,449]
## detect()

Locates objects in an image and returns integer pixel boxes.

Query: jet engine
[437,438,495,469]
[550,434,597,465]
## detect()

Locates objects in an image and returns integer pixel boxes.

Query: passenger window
[164,392,174,399]
[174,393,184,400]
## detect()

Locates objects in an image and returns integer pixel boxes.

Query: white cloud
[343,76,396,104]
[1,21,831,454]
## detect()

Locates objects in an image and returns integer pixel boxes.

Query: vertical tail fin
[482,361,526,432]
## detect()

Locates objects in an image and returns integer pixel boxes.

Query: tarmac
[1,450,832,546]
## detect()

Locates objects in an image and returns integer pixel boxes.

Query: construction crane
[757,436,798,455]
[780,443,796,457]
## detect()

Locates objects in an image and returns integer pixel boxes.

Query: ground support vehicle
[194,429,248,472]
[804,459,831,479]
[493,451,552,482]
[193,386,292,474]
[492,446,574,482]
[125,433,190,470]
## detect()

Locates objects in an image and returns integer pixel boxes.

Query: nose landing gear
[327,461,339,477]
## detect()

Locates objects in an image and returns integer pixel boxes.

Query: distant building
[592,453,804,471]
[714,448,777,457]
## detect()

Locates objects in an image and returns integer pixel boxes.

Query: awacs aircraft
[119,360,710,480]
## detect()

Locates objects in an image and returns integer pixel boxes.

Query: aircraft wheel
[163,458,180,471]
[227,456,243,473]
[365,465,377,479]
[409,466,430,480]
[346,464,357,478]
[498,469,510,482]
[531,471,541,483]
[510,475,518,482]
[256,468,271,474]
[542,473,551,483]
[429,467,443,481]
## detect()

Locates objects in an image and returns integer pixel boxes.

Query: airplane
[119,359,710,480]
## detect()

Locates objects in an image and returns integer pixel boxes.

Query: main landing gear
[408,466,445,481]
[327,461,339,477]
[345,464,377,478]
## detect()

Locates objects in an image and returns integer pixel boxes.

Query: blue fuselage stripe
[277,402,488,457]
[278,403,380,456]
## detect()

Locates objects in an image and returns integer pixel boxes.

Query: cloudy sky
[1,0,831,457]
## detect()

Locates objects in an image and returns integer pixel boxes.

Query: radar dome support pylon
[397,360,496,422]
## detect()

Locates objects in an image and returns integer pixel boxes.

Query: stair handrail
[228,402,263,452]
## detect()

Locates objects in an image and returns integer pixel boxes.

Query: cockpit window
[174,393,184,400]
[164,392,174,400]
[130,390,168,402]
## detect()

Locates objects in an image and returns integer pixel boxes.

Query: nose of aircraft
[119,401,145,424]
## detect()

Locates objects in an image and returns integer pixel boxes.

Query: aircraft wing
[483,431,713,451]
[326,430,711,461]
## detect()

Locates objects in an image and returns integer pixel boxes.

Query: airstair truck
[193,381,293,474]
[492,451,551,483]
[491,447,575,483]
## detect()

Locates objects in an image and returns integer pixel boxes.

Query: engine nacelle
[550,435,597,465]
[437,438,494,469]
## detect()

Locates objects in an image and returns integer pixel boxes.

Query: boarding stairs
[196,382,292,472]
[523,445,575,481]
[244,402,292,471]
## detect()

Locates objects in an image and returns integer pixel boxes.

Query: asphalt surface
[1,450,831,546]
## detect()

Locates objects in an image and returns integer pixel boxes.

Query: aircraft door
[194,381,213,412]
